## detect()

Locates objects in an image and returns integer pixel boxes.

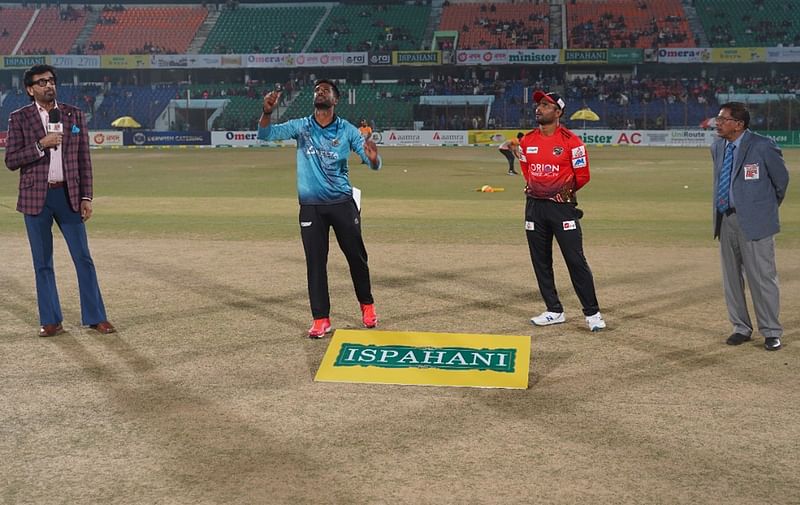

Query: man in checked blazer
[712,101,789,351]
[4,64,115,337]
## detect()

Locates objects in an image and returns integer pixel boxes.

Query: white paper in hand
[352,186,362,211]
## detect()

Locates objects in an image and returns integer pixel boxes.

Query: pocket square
[71,125,80,134]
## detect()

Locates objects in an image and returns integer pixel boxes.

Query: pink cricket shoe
[360,303,378,328]
[308,318,332,338]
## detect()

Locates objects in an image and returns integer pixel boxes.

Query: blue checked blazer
[4,102,93,215]
[711,130,789,241]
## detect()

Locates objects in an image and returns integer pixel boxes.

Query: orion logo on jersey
[529,163,561,174]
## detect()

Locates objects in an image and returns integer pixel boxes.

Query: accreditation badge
[744,163,760,180]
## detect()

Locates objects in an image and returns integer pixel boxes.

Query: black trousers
[299,200,373,319]
[524,198,599,316]
[499,149,516,171]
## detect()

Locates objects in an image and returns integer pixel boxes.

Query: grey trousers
[719,213,782,339]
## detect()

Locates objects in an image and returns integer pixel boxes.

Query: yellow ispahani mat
[315,329,530,389]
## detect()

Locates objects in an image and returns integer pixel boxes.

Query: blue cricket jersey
[258,115,382,205]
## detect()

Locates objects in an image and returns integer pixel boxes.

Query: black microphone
[48,108,63,151]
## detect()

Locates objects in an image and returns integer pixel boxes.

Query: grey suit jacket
[712,130,789,241]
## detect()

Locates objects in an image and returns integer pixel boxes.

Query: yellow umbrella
[570,108,600,121]
[569,107,600,129]
[111,116,142,128]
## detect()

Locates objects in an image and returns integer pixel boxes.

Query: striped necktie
[716,143,735,213]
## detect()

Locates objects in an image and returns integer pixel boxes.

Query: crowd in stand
[564,75,717,106]
[59,6,83,21]
[131,43,177,55]
[571,10,688,48]
[466,14,548,49]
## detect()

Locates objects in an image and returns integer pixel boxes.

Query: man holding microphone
[5,64,115,337]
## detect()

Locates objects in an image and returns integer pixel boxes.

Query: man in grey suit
[712,102,789,351]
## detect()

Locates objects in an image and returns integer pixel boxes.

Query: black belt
[723,207,736,216]
[47,181,65,189]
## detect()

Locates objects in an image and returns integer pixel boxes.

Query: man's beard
[314,96,333,110]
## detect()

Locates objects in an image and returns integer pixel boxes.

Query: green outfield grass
[1,146,799,504]
[1,146,797,246]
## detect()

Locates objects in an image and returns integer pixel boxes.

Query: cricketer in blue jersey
[258,79,382,338]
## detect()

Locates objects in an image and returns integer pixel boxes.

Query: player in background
[519,90,606,332]
[498,132,523,175]
[358,119,373,140]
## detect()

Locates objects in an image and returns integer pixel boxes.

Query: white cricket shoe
[586,312,606,332]
[530,311,565,326]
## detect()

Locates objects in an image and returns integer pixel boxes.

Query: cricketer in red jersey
[519,90,605,331]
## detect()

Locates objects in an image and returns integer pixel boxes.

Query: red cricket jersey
[519,125,590,203]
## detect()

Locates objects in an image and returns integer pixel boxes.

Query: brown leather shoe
[89,321,116,334]
[39,323,64,337]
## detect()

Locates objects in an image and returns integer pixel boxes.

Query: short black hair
[720,101,750,129]
[517,132,524,139]
[24,64,57,87]
[314,79,340,99]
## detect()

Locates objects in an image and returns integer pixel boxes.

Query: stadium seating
[0,84,101,130]
[0,7,35,55]
[212,95,263,130]
[17,7,87,55]
[310,4,430,52]
[0,91,30,131]
[201,6,326,54]
[183,84,269,130]
[567,0,691,49]
[277,82,420,129]
[84,7,207,54]
[207,82,420,131]
[695,0,800,47]
[439,2,550,49]
[91,84,177,129]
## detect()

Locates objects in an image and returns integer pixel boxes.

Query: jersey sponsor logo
[525,221,535,231]
[529,163,561,174]
[562,220,576,231]
[571,146,585,159]
[553,146,564,156]
[526,146,539,154]
[572,156,587,168]
[300,221,313,227]
[744,163,760,180]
